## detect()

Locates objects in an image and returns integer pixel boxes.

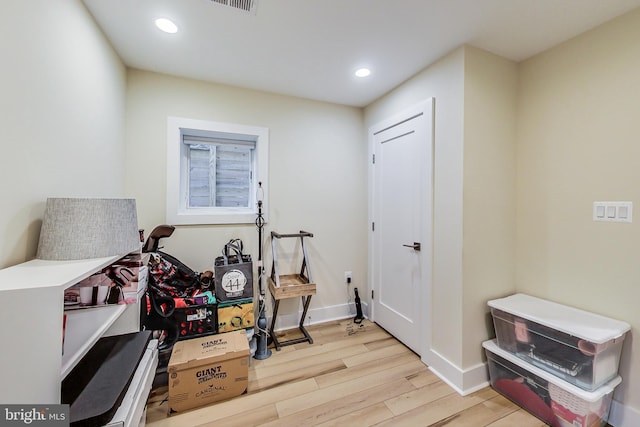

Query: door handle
[402,242,421,251]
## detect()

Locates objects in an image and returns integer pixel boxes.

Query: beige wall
[366,48,467,368]
[517,7,640,416]
[462,47,518,368]
[0,0,127,269]
[365,46,518,388]
[125,69,367,317]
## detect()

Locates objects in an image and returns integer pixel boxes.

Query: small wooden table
[268,231,316,350]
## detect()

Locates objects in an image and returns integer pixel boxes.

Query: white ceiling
[82,0,640,107]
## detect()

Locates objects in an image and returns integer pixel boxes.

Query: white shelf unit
[0,255,138,404]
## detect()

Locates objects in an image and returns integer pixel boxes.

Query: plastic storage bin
[483,340,620,427]
[488,293,629,390]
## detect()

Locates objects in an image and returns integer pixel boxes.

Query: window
[167,117,268,225]
[184,136,253,208]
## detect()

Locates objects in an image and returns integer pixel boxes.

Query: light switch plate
[593,201,633,223]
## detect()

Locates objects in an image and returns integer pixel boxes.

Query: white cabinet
[0,255,141,404]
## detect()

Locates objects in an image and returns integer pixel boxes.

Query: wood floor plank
[341,342,410,367]
[254,330,388,367]
[275,359,427,418]
[248,359,345,393]
[486,408,548,427]
[377,387,497,426]
[314,402,394,427]
[364,336,398,351]
[250,343,367,380]
[313,319,359,336]
[313,319,381,336]
[145,320,561,427]
[317,403,393,427]
[308,324,392,347]
[314,351,418,389]
[382,379,456,415]
[406,369,442,389]
[146,378,318,427]
[270,319,377,348]
[197,404,279,427]
[421,394,518,427]
[261,378,416,427]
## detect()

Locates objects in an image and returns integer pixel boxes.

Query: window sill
[167,208,262,225]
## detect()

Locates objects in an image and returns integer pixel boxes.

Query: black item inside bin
[493,309,594,381]
[62,331,151,427]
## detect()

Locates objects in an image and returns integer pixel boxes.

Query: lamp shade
[36,198,140,260]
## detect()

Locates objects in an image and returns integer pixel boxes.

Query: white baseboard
[422,348,489,396]
[609,399,640,427]
[271,301,369,331]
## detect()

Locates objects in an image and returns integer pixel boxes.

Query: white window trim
[167,116,269,225]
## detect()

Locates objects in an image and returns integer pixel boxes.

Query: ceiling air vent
[210,0,258,15]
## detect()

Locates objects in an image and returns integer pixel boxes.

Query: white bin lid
[483,339,622,401]
[488,293,630,344]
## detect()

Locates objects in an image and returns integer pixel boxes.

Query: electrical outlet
[344,271,352,284]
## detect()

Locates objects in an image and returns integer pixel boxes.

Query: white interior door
[370,99,433,355]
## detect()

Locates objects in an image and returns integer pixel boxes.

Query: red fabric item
[494,378,558,427]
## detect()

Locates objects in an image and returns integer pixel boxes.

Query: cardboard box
[167,330,249,412]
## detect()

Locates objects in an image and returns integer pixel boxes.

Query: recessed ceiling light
[355,68,371,78]
[155,18,178,34]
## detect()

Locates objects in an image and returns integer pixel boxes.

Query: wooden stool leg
[270,296,282,351]
[298,295,313,345]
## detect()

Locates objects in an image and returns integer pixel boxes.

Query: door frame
[368,98,434,358]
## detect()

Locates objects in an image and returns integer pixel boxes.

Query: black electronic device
[528,348,586,377]
[353,287,364,324]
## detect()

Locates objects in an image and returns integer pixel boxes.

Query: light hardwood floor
[145,319,552,427]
